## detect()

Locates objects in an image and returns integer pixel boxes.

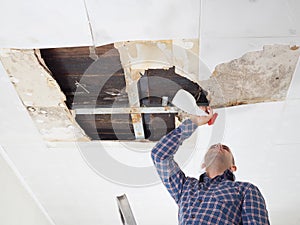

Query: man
[151,107,270,225]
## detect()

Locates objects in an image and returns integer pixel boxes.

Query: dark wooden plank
[40,44,118,58]
[42,56,123,76]
[54,73,126,93]
[76,114,131,121]
[50,71,124,78]
[88,133,135,140]
[76,115,134,130]
[76,113,136,140]
[76,113,175,141]
[68,97,129,108]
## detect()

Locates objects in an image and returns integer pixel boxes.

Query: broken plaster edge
[0,48,90,142]
[114,39,203,88]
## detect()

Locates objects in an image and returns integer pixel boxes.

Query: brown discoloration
[131,70,142,81]
[290,45,300,50]
[130,107,140,114]
[131,113,142,124]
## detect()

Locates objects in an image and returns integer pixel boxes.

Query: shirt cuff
[179,119,198,140]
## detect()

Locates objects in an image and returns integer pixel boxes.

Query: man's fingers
[199,106,213,116]
[199,106,207,111]
[207,107,213,117]
[190,106,215,126]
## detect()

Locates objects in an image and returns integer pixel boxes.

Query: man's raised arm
[151,107,214,203]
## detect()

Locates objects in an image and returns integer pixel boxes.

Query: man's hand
[190,106,214,126]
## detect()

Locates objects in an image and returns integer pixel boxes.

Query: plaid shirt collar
[199,169,235,184]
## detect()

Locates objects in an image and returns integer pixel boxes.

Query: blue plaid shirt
[151,119,270,225]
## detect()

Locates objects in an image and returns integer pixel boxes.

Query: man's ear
[230,165,237,172]
[201,163,206,169]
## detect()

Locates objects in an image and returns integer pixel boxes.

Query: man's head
[202,144,237,176]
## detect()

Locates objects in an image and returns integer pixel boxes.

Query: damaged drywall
[1,43,299,142]
[0,49,65,106]
[0,49,89,142]
[115,39,200,83]
[115,40,201,139]
[116,41,300,108]
[201,45,300,107]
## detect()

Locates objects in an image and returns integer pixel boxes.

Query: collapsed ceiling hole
[1,43,298,142]
[40,44,208,141]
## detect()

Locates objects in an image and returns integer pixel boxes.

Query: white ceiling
[1,0,300,225]
[0,0,92,48]
[0,0,200,48]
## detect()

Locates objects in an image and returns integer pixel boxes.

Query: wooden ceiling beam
[124,69,145,139]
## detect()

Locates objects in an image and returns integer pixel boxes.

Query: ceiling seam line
[83,0,98,59]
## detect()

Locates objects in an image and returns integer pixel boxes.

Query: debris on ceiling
[0,42,299,142]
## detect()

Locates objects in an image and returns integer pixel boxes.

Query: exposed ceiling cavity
[39,41,206,141]
[0,42,299,142]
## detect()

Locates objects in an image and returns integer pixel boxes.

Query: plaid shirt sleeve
[242,184,270,224]
[151,119,198,203]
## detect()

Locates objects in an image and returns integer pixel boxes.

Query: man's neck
[206,169,226,179]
